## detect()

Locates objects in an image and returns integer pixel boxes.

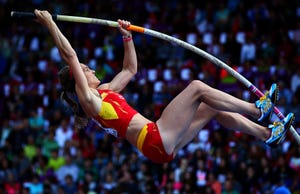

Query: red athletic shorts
[136,122,174,163]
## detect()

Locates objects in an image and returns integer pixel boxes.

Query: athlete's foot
[255,83,279,123]
[265,112,295,148]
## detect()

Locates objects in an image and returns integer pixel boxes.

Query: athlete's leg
[157,80,261,154]
[173,104,271,153]
[215,112,270,140]
[172,103,217,152]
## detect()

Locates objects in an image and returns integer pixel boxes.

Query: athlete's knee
[202,103,219,117]
[214,110,224,119]
[188,80,205,91]
[188,80,211,99]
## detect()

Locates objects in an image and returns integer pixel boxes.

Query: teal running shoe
[265,112,295,148]
[255,83,279,122]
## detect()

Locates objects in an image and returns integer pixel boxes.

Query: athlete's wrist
[122,34,132,42]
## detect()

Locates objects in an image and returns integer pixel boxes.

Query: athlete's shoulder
[98,83,110,90]
[97,83,121,94]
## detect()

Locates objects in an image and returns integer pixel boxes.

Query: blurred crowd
[1,0,300,193]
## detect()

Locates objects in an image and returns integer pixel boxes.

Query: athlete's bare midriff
[125,113,152,147]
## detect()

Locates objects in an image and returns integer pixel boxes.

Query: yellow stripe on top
[137,125,148,152]
[99,101,119,120]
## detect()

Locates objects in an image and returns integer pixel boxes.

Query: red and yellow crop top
[94,89,138,138]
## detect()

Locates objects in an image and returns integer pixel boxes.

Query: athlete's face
[81,64,101,87]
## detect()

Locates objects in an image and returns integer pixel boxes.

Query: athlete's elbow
[130,68,137,76]
[128,65,138,75]
[123,68,137,77]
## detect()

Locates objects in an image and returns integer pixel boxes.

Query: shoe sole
[269,114,295,148]
[267,86,279,122]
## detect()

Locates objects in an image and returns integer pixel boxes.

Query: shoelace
[270,121,284,137]
[272,121,281,127]
[259,91,269,102]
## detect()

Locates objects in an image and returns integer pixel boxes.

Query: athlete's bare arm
[34,9,101,116]
[99,20,138,93]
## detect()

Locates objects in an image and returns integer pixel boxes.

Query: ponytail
[60,91,90,130]
[59,65,90,130]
